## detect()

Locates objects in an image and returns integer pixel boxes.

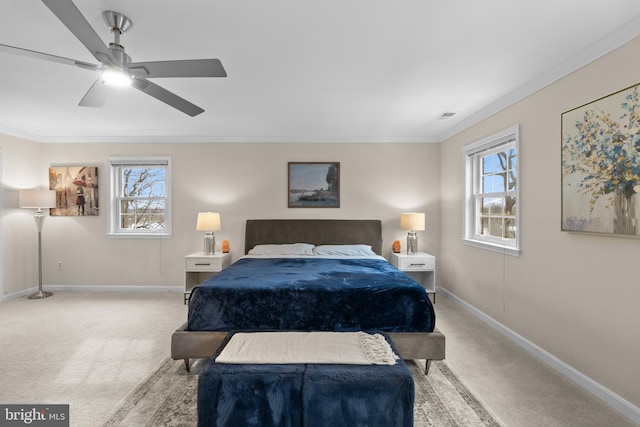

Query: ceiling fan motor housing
[108,43,130,67]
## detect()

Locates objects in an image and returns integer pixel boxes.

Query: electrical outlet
[57,261,63,270]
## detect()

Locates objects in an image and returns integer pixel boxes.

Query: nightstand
[390,252,436,302]
[184,252,231,304]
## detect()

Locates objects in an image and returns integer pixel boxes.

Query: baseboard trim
[439,287,640,424]
[1,285,183,301]
[0,288,35,302]
[46,285,183,293]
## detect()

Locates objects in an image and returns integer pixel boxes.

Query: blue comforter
[187,257,435,332]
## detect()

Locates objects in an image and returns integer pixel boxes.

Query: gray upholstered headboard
[245,219,383,255]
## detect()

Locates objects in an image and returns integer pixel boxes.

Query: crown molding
[436,15,640,142]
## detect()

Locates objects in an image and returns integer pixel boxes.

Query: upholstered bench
[197,331,415,427]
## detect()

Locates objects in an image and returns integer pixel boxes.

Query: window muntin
[476,145,517,241]
[108,157,171,237]
[464,126,520,255]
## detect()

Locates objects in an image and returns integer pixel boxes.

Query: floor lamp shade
[401,212,425,255]
[19,189,57,299]
[196,212,221,255]
[19,189,57,209]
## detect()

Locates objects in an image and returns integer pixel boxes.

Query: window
[464,126,520,256]
[107,157,171,237]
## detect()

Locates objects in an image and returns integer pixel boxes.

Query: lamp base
[406,231,418,255]
[203,232,216,255]
[28,290,52,299]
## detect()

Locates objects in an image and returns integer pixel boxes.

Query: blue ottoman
[197,332,414,427]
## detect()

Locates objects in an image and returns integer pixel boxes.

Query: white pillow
[312,244,376,256]
[248,243,315,256]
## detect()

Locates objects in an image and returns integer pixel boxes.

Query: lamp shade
[400,212,425,231]
[196,212,221,231]
[19,189,56,209]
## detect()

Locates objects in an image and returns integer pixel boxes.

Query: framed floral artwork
[49,166,99,216]
[288,162,340,208]
[561,83,640,236]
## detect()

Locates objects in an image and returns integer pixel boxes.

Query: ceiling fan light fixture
[102,68,132,87]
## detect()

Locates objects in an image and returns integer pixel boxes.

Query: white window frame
[463,125,521,256]
[107,156,172,238]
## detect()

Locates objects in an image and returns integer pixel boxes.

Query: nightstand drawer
[397,256,435,271]
[186,257,223,271]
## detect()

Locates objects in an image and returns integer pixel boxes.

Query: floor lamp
[19,189,57,299]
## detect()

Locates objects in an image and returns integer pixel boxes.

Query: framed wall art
[561,83,640,236]
[49,166,99,216]
[288,162,340,208]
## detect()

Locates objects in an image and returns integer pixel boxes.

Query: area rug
[101,358,503,426]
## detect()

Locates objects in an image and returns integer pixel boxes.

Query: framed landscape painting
[561,83,640,236]
[288,162,340,208]
[49,166,99,216]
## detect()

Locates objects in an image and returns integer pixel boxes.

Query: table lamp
[400,212,425,255]
[196,212,221,255]
[19,189,57,299]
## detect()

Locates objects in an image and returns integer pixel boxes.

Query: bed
[171,219,445,372]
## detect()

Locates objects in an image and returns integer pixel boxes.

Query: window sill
[462,238,521,257]
[107,232,172,239]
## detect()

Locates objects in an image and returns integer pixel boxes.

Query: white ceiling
[2,0,640,143]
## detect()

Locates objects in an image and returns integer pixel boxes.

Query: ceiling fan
[0,0,226,116]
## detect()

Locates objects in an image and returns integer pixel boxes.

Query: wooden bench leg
[183,358,191,372]
[425,359,432,375]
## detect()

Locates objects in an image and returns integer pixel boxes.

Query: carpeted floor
[101,357,503,427]
[4,291,633,426]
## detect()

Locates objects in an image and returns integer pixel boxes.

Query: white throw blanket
[215,331,399,365]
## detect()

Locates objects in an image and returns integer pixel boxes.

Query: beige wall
[1,141,440,294]
[440,37,640,407]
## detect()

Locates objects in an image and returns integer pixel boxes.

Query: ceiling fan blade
[41,0,116,65]
[131,79,204,116]
[128,59,227,78]
[0,43,98,71]
[79,77,111,107]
